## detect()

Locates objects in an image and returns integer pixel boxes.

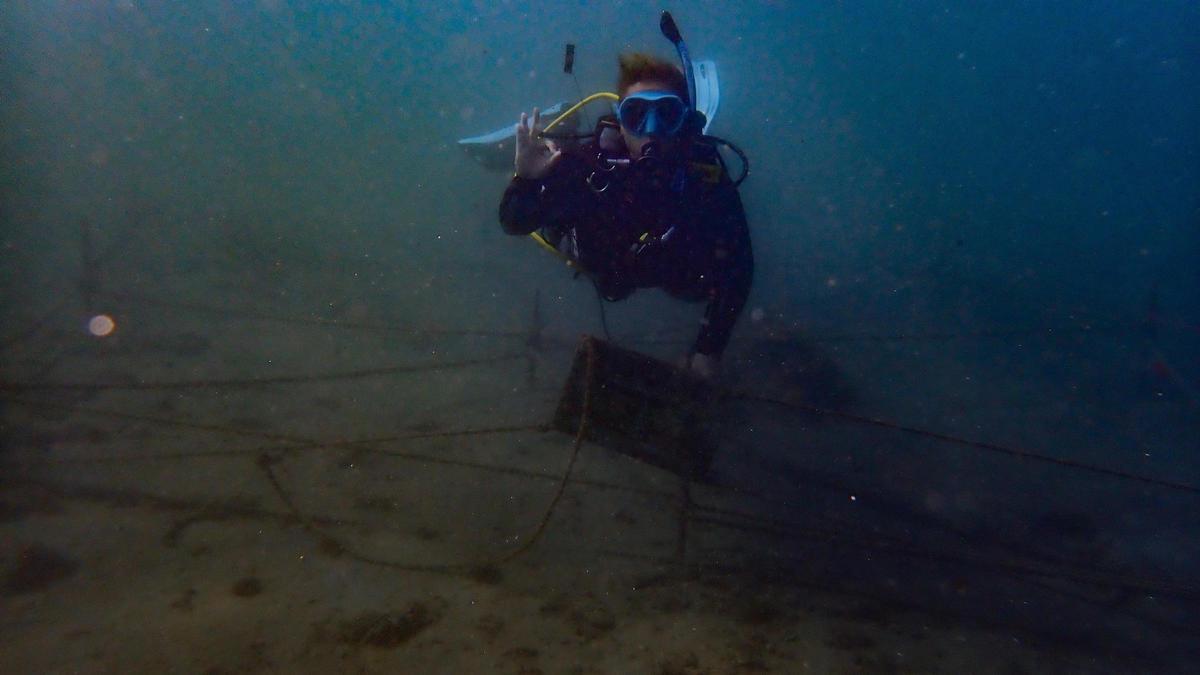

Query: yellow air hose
[542,91,619,134]
[524,92,620,266]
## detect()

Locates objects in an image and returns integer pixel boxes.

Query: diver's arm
[693,263,752,358]
[499,107,569,236]
[692,189,754,359]
[499,148,590,236]
[499,160,582,235]
[499,175,546,235]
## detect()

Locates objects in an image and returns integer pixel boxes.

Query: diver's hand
[514,107,562,180]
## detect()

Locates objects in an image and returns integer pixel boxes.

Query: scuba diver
[497,15,753,380]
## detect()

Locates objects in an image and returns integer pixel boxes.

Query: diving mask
[616,91,689,138]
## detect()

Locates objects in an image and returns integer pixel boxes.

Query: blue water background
[1,0,1197,664]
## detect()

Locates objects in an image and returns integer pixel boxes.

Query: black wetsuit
[499,136,753,358]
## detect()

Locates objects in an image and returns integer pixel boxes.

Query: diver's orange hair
[617,52,688,99]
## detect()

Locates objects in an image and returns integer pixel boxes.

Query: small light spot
[87,314,115,337]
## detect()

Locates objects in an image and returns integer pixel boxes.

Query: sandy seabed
[2,262,1196,674]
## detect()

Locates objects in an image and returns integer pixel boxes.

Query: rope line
[0,396,672,502]
[496,336,596,562]
[5,302,1195,601]
[97,289,530,339]
[730,390,1200,496]
[0,353,525,392]
[7,383,1195,606]
[249,336,599,574]
[689,511,1200,603]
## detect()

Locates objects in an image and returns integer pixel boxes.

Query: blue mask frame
[616,91,689,138]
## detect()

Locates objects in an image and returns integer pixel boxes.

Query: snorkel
[584,13,710,190]
[659,11,696,111]
[631,11,704,163]
[662,11,715,139]
[545,11,700,140]
[544,11,746,193]
[655,13,747,185]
